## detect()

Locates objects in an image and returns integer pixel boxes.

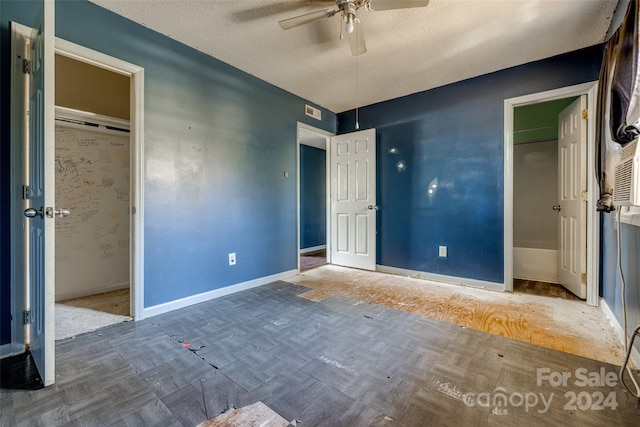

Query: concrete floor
[1,273,639,425]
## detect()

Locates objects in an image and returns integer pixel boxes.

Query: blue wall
[3,1,636,353]
[601,215,640,351]
[0,0,336,343]
[300,145,326,250]
[338,46,603,283]
[0,0,13,346]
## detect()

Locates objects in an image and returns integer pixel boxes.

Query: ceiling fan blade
[369,0,430,11]
[234,2,330,23]
[349,20,367,56]
[279,9,334,30]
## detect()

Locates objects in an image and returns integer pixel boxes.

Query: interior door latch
[45,207,71,218]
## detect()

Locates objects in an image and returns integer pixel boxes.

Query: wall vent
[305,104,321,120]
[613,139,640,206]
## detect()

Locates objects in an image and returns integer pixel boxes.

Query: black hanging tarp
[597,0,640,211]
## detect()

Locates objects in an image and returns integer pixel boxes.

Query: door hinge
[582,109,588,120]
[22,185,30,200]
[22,58,30,74]
[23,310,31,325]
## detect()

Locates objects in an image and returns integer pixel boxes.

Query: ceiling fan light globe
[345,21,355,34]
[345,14,355,33]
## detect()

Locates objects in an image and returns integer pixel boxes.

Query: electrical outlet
[439,246,447,257]
[228,252,236,266]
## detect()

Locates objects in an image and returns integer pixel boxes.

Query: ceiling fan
[279,0,430,56]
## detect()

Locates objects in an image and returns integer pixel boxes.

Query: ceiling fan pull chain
[355,54,360,130]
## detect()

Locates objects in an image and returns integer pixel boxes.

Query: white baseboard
[376,265,504,291]
[55,282,130,302]
[600,297,640,368]
[142,269,298,319]
[300,245,326,254]
[513,247,559,283]
[0,342,25,359]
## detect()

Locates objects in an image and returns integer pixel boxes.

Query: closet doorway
[53,54,133,339]
[297,123,333,272]
[505,81,599,304]
[512,97,582,299]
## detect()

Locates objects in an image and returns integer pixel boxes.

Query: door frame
[8,25,145,356]
[503,81,599,305]
[296,122,334,272]
[54,39,145,320]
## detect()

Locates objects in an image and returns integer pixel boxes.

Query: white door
[21,0,56,386]
[557,96,587,299]
[330,129,377,270]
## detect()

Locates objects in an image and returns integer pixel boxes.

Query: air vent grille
[305,104,321,120]
[614,158,633,203]
[620,140,637,161]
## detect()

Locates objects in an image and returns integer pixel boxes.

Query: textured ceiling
[90,0,619,113]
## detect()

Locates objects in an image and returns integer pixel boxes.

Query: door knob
[367,205,380,211]
[24,207,44,219]
[552,205,562,211]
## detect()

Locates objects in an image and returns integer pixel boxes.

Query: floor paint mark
[173,336,218,369]
[270,319,289,327]
[319,356,358,375]
[434,380,467,403]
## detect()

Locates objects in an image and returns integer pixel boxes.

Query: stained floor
[513,279,581,301]
[0,352,43,391]
[59,288,130,317]
[300,250,327,272]
[289,266,625,365]
[1,280,639,426]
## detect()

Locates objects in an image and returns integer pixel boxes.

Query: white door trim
[296,122,334,272]
[9,24,145,348]
[54,38,145,320]
[504,81,599,305]
[7,22,31,358]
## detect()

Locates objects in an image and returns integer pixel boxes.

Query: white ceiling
[90,0,619,113]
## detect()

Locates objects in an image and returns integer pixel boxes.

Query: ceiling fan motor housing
[279,0,429,55]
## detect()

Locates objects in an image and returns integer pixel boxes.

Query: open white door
[330,129,377,270]
[557,96,587,299]
[21,0,56,386]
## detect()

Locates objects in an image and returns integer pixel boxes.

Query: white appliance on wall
[614,139,640,206]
